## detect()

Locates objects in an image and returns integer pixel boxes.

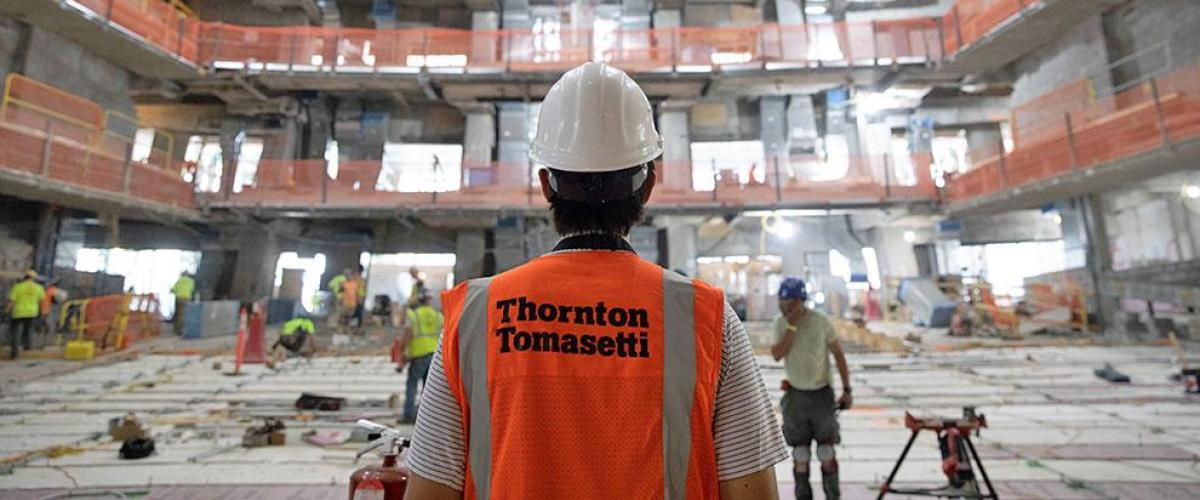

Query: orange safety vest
[441,250,724,499]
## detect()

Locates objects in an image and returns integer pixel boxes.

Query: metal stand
[877,408,998,500]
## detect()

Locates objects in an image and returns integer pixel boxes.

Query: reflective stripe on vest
[450,252,722,499]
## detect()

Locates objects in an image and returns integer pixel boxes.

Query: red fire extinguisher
[350,419,411,499]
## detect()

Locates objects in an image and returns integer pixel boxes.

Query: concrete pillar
[775,0,803,24]
[454,230,486,283]
[761,96,788,182]
[501,0,531,28]
[653,9,681,28]
[658,102,691,191]
[965,124,1004,165]
[664,220,697,276]
[462,104,496,187]
[1082,194,1112,328]
[496,103,532,187]
[218,121,244,197]
[621,0,650,29]
[493,217,525,272]
[1058,201,1089,269]
[33,205,61,276]
[472,11,500,65]
[228,229,280,301]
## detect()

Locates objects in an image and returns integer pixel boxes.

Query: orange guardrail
[944,59,1200,203]
[213,152,938,209]
[0,74,195,209]
[65,1,946,72]
[942,0,1042,56]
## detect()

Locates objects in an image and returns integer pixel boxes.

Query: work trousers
[9,317,35,359]
[404,353,433,420]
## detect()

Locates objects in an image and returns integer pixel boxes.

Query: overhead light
[961,83,986,93]
[407,54,468,68]
[710,52,753,65]
[903,230,916,243]
[804,5,828,15]
[1185,184,1200,199]
[774,221,796,239]
[1052,213,1063,225]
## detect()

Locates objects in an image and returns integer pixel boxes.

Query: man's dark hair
[548,163,653,236]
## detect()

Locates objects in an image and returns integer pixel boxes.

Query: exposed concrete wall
[454,230,486,283]
[1103,0,1200,84]
[690,98,761,142]
[0,23,136,116]
[1010,15,1110,107]
[659,104,692,191]
[189,0,312,26]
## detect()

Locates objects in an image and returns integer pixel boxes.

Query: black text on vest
[494,296,650,359]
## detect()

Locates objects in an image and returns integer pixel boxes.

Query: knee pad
[816,444,836,462]
[792,446,812,462]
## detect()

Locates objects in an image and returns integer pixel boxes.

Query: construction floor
[1,324,1199,499]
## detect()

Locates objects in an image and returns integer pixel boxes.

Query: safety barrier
[0,74,194,209]
[944,59,1200,203]
[214,152,938,209]
[64,1,946,72]
[941,0,1043,56]
[59,293,161,351]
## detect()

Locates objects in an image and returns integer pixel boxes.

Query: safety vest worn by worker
[172,276,195,301]
[8,280,46,320]
[406,305,443,359]
[282,317,315,336]
[441,250,724,499]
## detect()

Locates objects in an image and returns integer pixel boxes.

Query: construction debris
[1094,363,1132,383]
[108,413,149,442]
[242,418,287,447]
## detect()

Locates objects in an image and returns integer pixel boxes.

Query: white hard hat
[530,62,663,173]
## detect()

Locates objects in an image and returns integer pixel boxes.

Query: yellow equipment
[64,340,95,360]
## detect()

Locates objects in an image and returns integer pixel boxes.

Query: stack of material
[183,301,240,339]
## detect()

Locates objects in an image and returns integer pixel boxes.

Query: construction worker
[352,264,368,327]
[272,314,316,364]
[328,268,350,326]
[404,62,786,499]
[396,289,442,423]
[770,277,853,500]
[5,271,45,359]
[406,266,426,310]
[340,268,364,329]
[39,278,63,338]
[171,272,195,336]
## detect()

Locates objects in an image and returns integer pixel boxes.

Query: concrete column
[496,103,532,187]
[33,205,61,276]
[493,217,526,272]
[658,102,691,191]
[462,104,496,187]
[228,229,280,301]
[965,124,1004,165]
[218,121,244,196]
[761,96,788,182]
[1058,200,1090,269]
[653,9,681,28]
[454,230,486,283]
[662,217,697,276]
[1082,194,1112,328]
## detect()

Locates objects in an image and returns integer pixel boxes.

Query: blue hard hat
[778,277,808,301]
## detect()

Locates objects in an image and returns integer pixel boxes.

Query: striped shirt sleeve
[406,340,466,490]
[404,302,788,489]
[713,302,790,480]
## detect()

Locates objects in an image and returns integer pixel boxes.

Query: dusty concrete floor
[1,324,1199,499]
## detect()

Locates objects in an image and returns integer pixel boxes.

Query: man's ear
[642,167,657,203]
[538,168,554,203]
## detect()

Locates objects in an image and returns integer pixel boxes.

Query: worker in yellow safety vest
[6,271,45,359]
[397,289,442,423]
[171,272,195,336]
[327,268,349,325]
[272,315,316,365]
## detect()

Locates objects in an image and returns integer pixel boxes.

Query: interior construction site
[0,0,1199,498]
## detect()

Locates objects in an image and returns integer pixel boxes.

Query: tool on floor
[108,412,149,442]
[877,407,998,500]
[1166,332,1200,393]
[350,419,412,499]
[1094,363,1131,383]
[296,392,347,411]
[119,437,156,460]
[242,417,287,447]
